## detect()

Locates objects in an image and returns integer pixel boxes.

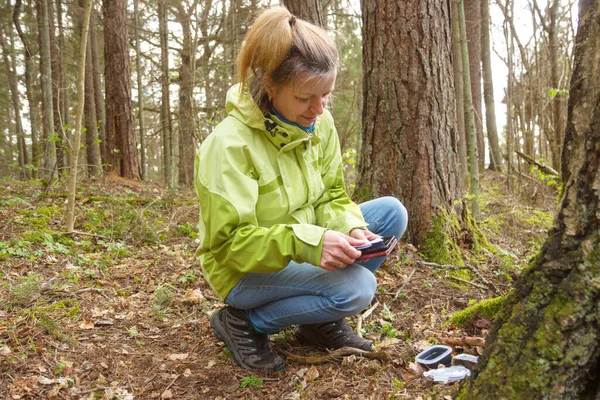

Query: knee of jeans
[383,196,408,239]
[333,268,377,315]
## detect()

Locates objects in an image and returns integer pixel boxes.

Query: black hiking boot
[210,306,285,371]
[295,319,373,351]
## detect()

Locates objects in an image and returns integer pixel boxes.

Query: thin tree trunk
[13,0,38,176]
[174,4,196,187]
[79,0,101,176]
[548,0,563,173]
[57,0,68,139]
[481,0,503,172]
[66,0,93,232]
[90,8,105,172]
[38,0,57,179]
[104,0,139,179]
[451,0,468,186]
[159,0,173,187]
[48,0,65,172]
[0,27,28,179]
[133,0,146,180]
[464,0,484,169]
[458,0,480,220]
[505,0,514,187]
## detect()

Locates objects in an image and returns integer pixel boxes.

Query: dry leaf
[342,354,356,366]
[182,289,205,304]
[168,353,188,361]
[161,389,173,399]
[79,320,95,330]
[305,366,319,382]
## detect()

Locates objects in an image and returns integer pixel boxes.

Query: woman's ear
[264,74,275,100]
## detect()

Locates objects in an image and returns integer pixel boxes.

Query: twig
[446,275,488,291]
[162,374,180,395]
[416,261,502,295]
[75,386,127,396]
[59,230,109,240]
[361,301,379,320]
[393,263,419,298]
[283,346,390,364]
[355,315,363,337]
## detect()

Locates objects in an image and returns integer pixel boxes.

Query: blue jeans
[224,196,408,333]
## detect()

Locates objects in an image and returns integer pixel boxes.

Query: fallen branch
[446,275,488,291]
[516,150,560,176]
[59,230,109,240]
[438,336,485,348]
[283,346,390,364]
[393,263,419,298]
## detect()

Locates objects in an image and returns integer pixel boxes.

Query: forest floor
[0,170,558,400]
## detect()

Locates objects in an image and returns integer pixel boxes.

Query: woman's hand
[350,228,380,242]
[319,230,367,271]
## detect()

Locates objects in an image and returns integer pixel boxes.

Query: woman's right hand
[319,230,367,271]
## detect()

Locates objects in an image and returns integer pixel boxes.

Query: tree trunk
[159,0,173,187]
[48,0,65,172]
[13,0,38,175]
[481,0,503,172]
[38,0,57,179]
[79,0,101,176]
[464,0,484,169]
[548,0,564,173]
[357,0,461,246]
[57,0,68,141]
[504,0,514,184]
[66,0,93,232]
[133,0,146,180]
[281,0,324,26]
[103,0,139,180]
[458,0,600,396]
[451,0,468,187]
[174,4,196,187]
[0,26,28,179]
[90,7,106,172]
[458,0,480,220]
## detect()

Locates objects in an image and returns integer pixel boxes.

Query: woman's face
[267,70,337,128]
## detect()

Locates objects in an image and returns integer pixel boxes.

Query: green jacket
[194,84,366,299]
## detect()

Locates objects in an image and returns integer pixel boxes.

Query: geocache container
[415,345,453,369]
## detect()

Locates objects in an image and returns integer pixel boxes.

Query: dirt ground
[0,172,557,399]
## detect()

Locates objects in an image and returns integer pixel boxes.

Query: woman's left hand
[349,228,379,242]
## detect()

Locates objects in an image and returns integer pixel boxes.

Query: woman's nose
[311,97,325,115]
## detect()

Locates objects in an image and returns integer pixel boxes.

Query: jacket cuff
[291,224,326,266]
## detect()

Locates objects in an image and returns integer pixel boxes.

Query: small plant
[154,284,176,308]
[381,304,396,321]
[7,274,41,308]
[240,375,263,388]
[392,378,405,389]
[378,323,399,339]
[54,360,66,375]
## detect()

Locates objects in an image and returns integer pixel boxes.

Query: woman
[194,7,408,371]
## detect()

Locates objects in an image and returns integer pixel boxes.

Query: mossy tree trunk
[358,0,461,246]
[458,0,600,397]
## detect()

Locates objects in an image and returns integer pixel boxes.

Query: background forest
[0,0,591,398]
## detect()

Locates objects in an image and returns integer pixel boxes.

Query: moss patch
[448,294,508,327]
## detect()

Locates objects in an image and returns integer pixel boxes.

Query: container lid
[423,365,471,382]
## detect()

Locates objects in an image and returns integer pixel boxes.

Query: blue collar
[272,109,316,133]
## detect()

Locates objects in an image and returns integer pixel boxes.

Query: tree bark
[103,0,139,179]
[357,0,461,246]
[458,0,600,397]
[481,0,503,172]
[133,0,146,181]
[281,0,324,26]
[464,0,484,169]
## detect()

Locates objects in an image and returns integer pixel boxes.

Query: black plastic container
[415,345,453,369]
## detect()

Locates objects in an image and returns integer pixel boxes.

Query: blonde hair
[236,7,339,112]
